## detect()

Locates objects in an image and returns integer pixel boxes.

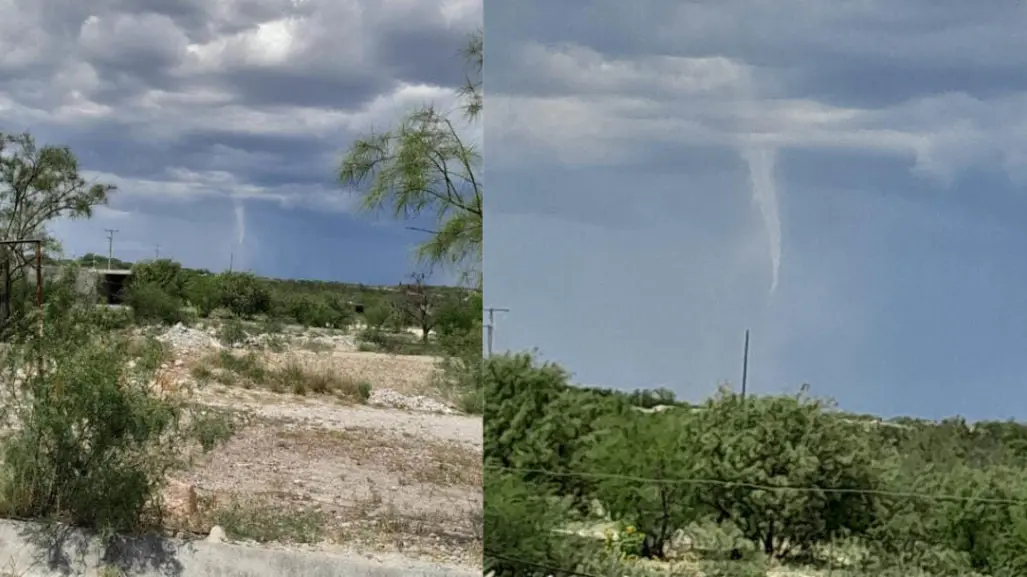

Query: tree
[131,259,187,300]
[0,133,113,330]
[585,410,708,559]
[339,31,483,287]
[395,272,436,342]
[693,388,882,558]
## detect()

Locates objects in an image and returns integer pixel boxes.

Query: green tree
[0,133,113,331]
[585,409,707,558]
[131,259,187,300]
[339,31,483,287]
[484,353,573,470]
[215,272,272,317]
[484,472,583,577]
[394,272,436,342]
[693,388,883,558]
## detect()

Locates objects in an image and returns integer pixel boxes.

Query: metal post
[104,228,118,270]
[741,329,750,403]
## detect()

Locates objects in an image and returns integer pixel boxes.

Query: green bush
[184,274,220,318]
[218,318,249,346]
[0,287,182,534]
[123,282,185,325]
[216,272,272,317]
[131,259,188,300]
[432,291,483,412]
[280,293,353,328]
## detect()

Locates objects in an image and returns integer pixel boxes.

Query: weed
[299,339,333,353]
[187,409,237,452]
[126,336,172,373]
[216,350,266,381]
[190,364,213,383]
[217,319,248,346]
[210,500,327,544]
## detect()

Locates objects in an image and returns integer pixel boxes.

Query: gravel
[158,323,222,351]
[370,388,456,414]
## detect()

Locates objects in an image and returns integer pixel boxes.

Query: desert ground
[145,321,482,570]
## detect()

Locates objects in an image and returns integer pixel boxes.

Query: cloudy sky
[0,0,480,284]
[485,0,1027,421]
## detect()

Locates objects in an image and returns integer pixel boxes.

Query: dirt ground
[152,324,482,569]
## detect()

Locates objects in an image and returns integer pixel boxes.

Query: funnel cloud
[233,199,246,246]
[741,146,782,293]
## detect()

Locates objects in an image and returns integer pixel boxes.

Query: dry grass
[275,427,482,488]
[191,350,372,403]
[201,496,329,544]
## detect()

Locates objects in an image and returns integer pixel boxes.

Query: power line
[486,465,1027,506]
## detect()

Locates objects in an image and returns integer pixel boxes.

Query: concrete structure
[0,519,477,577]
[38,265,133,305]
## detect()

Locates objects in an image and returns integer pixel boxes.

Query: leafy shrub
[123,282,185,325]
[184,274,220,318]
[216,272,272,317]
[218,318,249,346]
[0,288,182,534]
[131,259,187,300]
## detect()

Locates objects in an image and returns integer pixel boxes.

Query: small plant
[356,380,372,403]
[218,319,248,346]
[124,282,185,326]
[210,500,327,544]
[191,364,213,383]
[188,409,237,452]
[128,336,172,373]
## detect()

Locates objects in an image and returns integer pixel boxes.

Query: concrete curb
[0,519,479,577]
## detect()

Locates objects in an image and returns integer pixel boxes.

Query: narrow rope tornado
[741,146,782,294]
[233,199,246,246]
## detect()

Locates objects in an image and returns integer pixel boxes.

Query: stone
[206,525,227,543]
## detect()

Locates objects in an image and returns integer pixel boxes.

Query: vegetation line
[489,465,1027,506]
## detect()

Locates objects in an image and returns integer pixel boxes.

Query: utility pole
[484,307,510,358]
[104,229,118,270]
[741,329,750,405]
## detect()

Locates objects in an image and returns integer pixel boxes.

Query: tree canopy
[339,31,483,287]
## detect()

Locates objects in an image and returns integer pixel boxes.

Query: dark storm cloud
[0,0,481,269]
[488,0,1027,107]
[216,67,393,109]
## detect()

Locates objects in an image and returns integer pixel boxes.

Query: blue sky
[484,0,1027,421]
[0,0,480,285]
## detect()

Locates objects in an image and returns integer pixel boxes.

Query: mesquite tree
[0,133,113,333]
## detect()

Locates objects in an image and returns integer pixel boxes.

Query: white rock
[206,525,227,543]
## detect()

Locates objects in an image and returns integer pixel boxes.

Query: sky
[484,0,1027,421]
[0,0,481,285]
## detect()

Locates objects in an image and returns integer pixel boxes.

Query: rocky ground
[150,322,482,570]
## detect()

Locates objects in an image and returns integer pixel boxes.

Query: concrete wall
[0,519,478,577]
